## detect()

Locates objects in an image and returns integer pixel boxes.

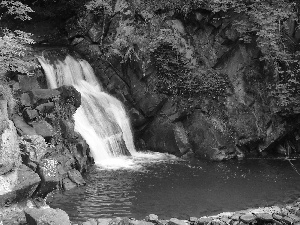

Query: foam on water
[95,151,181,171]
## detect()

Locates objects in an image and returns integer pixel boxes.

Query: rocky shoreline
[1,198,300,225]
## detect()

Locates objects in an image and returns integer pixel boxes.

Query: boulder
[88,23,103,43]
[24,207,71,225]
[145,214,159,222]
[130,74,166,117]
[129,220,154,225]
[56,85,81,109]
[18,75,40,92]
[28,89,60,106]
[23,108,39,122]
[67,169,85,186]
[62,177,77,191]
[35,102,54,114]
[59,119,76,139]
[97,218,112,225]
[32,120,54,138]
[12,115,37,136]
[168,218,188,225]
[83,219,98,225]
[0,164,40,207]
[128,107,147,128]
[185,111,237,161]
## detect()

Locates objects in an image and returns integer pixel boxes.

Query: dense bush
[152,43,230,98]
[0,0,36,76]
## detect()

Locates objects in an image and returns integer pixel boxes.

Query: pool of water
[48,152,300,223]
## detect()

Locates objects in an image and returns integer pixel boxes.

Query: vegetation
[82,0,300,107]
[0,0,36,76]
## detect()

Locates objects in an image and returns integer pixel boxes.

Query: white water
[38,55,136,165]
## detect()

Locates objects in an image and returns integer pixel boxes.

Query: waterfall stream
[38,55,136,164]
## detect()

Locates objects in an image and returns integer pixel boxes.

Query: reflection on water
[49,153,300,223]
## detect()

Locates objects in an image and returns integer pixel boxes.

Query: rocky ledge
[2,199,300,225]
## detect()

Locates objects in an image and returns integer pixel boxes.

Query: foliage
[152,43,230,98]
[0,1,36,76]
[0,0,34,20]
[0,29,36,75]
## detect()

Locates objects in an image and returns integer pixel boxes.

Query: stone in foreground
[0,164,40,207]
[24,207,71,225]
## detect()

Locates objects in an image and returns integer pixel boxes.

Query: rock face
[15,2,300,161]
[60,4,300,161]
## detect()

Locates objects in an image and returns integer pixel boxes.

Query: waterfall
[38,55,136,164]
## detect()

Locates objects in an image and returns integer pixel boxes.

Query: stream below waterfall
[48,153,300,223]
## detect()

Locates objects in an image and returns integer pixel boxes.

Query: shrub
[151,43,230,98]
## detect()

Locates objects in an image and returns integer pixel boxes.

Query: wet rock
[282,216,294,225]
[185,111,237,161]
[97,218,112,225]
[273,214,283,221]
[35,102,54,114]
[196,217,213,225]
[284,214,300,223]
[0,164,40,207]
[28,89,60,106]
[32,120,54,138]
[142,118,191,156]
[129,107,147,128]
[13,115,37,136]
[129,220,154,225]
[145,214,159,222]
[130,75,166,117]
[59,119,75,139]
[67,169,85,186]
[159,99,187,122]
[24,207,71,225]
[168,218,188,225]
[88,24,103,43]
[231,213,242,221]
[23,109,39,122]
[83,219,98,225]
[239,214,256,223]
[109,217,123,225]
[18,75,40,92]
[253,213,273,221]
[20,93,32,107]
[71,37,85,46]
[189,217,198,224]
[174,122,192,155]
[62,178,77,191]
[75,140,89,166]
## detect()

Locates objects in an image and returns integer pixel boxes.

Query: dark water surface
[48,154,300,223]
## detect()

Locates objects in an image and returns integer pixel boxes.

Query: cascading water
[38,55,136,164]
